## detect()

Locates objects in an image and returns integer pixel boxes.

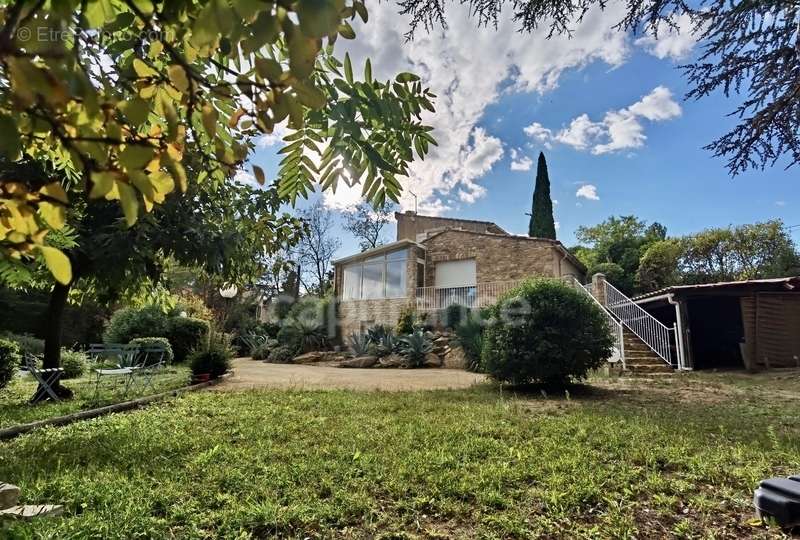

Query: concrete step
[626,363,674,374]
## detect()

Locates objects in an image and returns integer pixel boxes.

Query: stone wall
[421,229,566,285]
[395,211,505,241]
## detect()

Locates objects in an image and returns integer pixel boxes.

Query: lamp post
[219,285,238,329]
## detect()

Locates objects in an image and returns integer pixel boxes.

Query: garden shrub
[455,313,485,372]
[398,329,433,368]
[441,304,470,329]
[482,279,613,387]
[129,337,174,365]
[0,332,45,356]
[251,339,278,360]
[103,305,170,344]
[266,345,295,364]
[188,340,231,379]
[348,332,371,356]
[166,317,210,363]
[60,349,88,379]
[0,338,21,390]
[277,296,333,353]
[395,306,416,335]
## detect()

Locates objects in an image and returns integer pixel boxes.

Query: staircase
[622,328,674,374]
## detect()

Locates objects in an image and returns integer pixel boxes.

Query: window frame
[341,248,409,300]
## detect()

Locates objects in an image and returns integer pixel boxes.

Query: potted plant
[188,336,232,383]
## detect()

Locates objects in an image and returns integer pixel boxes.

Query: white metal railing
[565,277,625,367]
[415,280,524,311]
[602,280,674,366]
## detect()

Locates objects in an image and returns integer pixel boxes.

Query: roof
[331,239,425,266]
[420,228,587,273]
[633,276,800,303]
[394,211,509,235]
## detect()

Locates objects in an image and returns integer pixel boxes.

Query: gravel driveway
[215,358,487,392]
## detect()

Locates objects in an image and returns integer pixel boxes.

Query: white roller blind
[435,259,476,288]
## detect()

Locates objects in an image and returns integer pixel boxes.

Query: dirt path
[215,358,488,392]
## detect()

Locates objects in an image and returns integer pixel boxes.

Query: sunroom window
[342,249,408,300]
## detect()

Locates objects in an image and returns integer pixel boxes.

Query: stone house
[332,211,585,337]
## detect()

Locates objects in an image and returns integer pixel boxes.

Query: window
[341,248,408,300]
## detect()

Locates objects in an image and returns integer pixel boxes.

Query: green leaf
[254,57,283,82]
[364,58,372,84]
[344,52,353,84]
[288,30,319,79]
[119,145,155,170]
[396,72,420,83]
[253,165,266,185]
[297,0,341,39]
[83,0,116,28]
[117,182,140,226]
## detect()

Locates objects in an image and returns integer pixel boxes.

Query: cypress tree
[528,152,556,239]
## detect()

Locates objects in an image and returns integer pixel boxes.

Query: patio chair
[24,353,64,404]
[135,345,167,394]
[90,344,141,401]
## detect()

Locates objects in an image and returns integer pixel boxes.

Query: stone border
[0,373,231,441]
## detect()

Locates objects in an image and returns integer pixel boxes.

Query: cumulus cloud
[524,86,681,155]
[510,148,533,171]
[635,14,698,61]
[576,184,599,200]
[256,123,291,147]
[319,2,631,214]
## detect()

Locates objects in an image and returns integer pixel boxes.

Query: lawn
[1,371,799,538]
[0,366,191,429]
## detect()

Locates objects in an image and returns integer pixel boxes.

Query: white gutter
[667,293,690,370]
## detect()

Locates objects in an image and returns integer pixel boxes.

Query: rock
[0,483,20,510]
[443,346,468,369]
[423,352,443,367]
[338,356,377,368]
[0,505,64,520]
[293,352,323,364]
[377,354,405,368]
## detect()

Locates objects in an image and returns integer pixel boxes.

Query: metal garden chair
[135,345,168,394]
[88,344,141,401]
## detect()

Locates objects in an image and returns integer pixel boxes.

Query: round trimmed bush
[103,305,169,343]
[129,337,174,365]
[166,317,210,363]
[482,279,613,387]
[60,349,88,379]
[0,338,21,390]
[266,345,294,364]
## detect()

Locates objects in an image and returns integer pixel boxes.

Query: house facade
[332,211,585,337]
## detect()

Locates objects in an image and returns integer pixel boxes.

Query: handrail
[565,277,625,368]
[602,280,674,366]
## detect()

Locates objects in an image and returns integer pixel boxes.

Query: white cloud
[523,123,553,149]
[576,184,599,200]
[776,201,787,207]
[329,2,631,214]
[510,148,533,171]
[635,14,697,61]
[234,169,257,186]
[256,123,291,147]
[527,86,682,155]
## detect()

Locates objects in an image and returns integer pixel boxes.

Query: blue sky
[243,4,799,257]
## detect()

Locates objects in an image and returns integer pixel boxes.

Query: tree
[1,156,305,398]
[575,215,666,295]
[343,201,396,251]
[635,239,683,293]
[0,0,436,283]
[297,201,341,295]
[528,152,556,239]
[396,0,798,175]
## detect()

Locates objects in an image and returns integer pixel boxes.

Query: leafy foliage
[0,331,44,357]
[103,306,169,344]
[482,279,613,387]
[59,349,88,380]
[0,338,20,390]
[266,345,296,364]
[395,305,417,335]
[251,339,279,361]
[528,152,556,239]
[348,332,372,356]
[396,0,797,175]
[129,337,175,366]
[166,318,210,363]
[455,314,485,372]
[188,342,231,379]
[276,296,333,353]
[398,329,433,368]
[0,0,436,282]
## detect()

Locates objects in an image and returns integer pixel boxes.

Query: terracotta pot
[192,373,211,384]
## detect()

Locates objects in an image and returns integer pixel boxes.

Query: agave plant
[398,329,433,368]
[366,324,397,357]
[240,332,268,356]
[348,332,371,356]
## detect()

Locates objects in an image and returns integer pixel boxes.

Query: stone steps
[620,328,674,375]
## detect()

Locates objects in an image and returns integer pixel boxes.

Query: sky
[242,3,799,258]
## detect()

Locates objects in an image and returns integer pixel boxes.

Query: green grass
[0,366,191,429]
[1,372,799,538]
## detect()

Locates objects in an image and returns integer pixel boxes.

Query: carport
[633,277,800,371]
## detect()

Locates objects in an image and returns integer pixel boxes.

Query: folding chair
[24,353,64,404]
[135,346,167,394]
[90,344,141,401]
